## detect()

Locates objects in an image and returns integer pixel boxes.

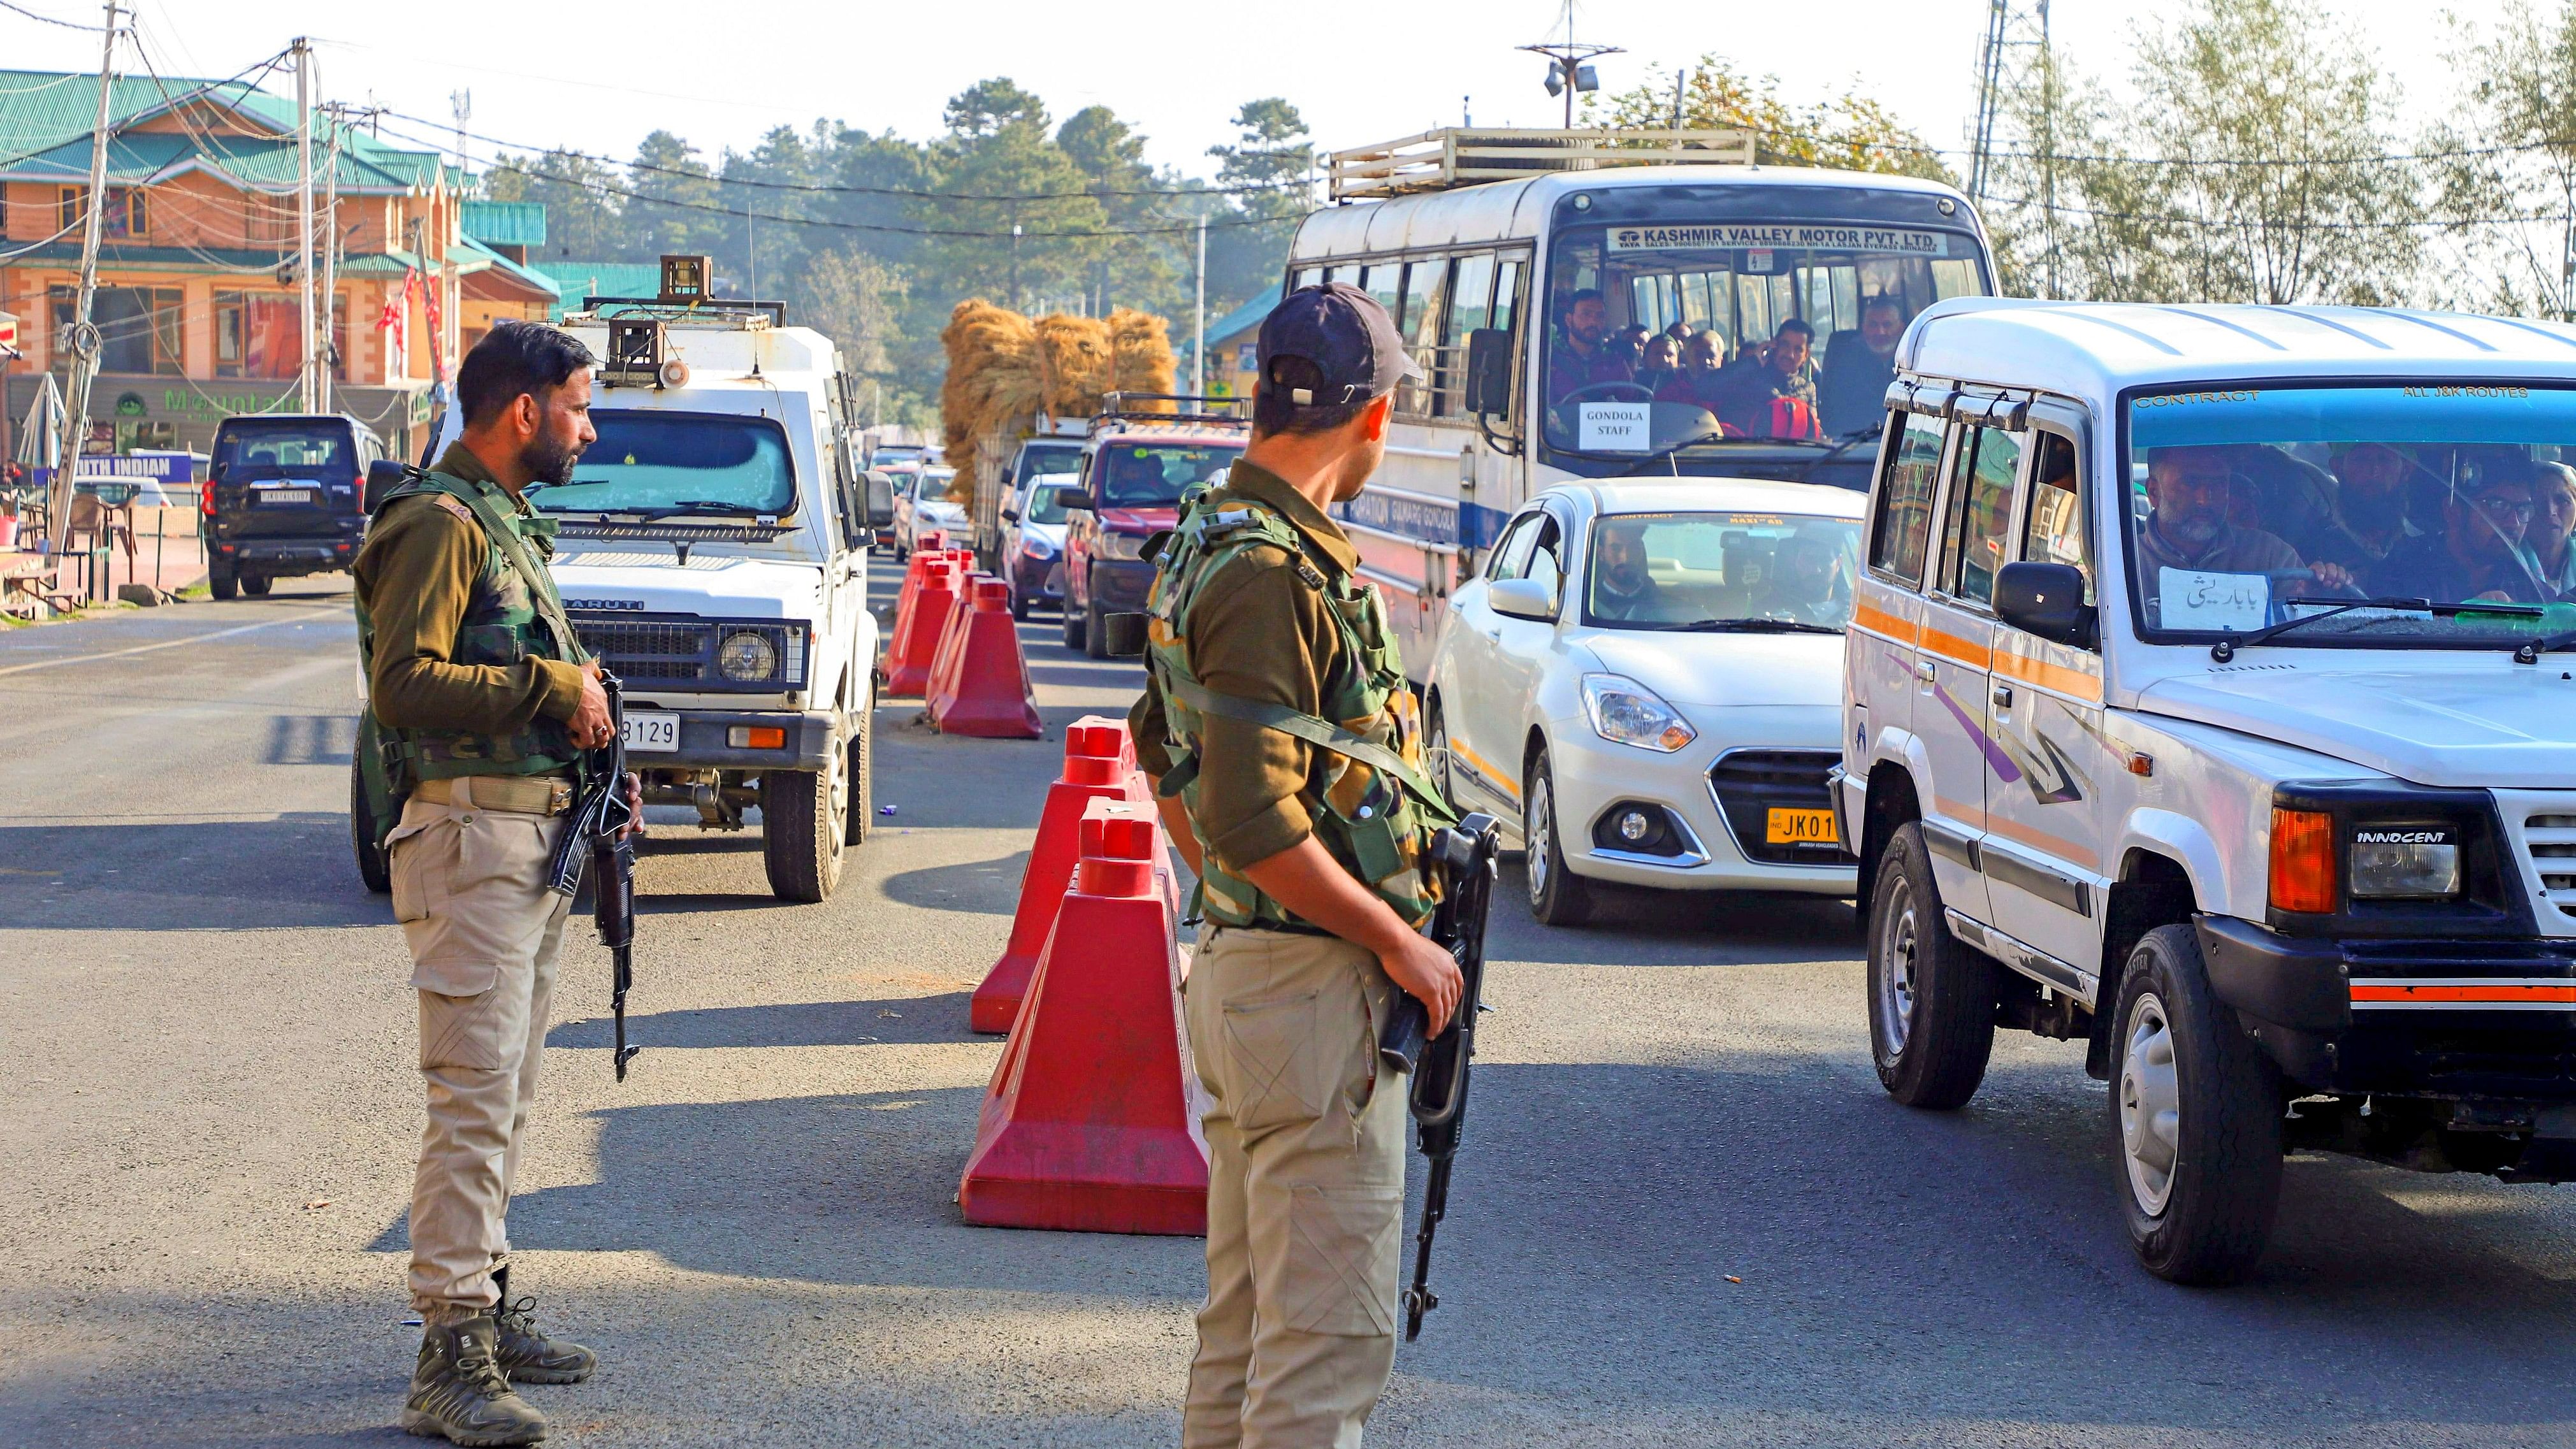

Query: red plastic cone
[889,543,970,683]
[972,717,1138,1033]
[885,558,963,697]
[959,797,1210,1236]
[930,579,1043,740]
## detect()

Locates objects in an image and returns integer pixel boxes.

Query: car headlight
[2350,825,2462,898]
[1580,674,1697,753]
[1020,535,1057,560]
[717,630,779,682]
[1099,531,1149,561]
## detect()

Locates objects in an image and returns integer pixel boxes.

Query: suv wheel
[2111,923,2284,1284]
[762,746,848,903]
[209,559,239,600]
[1061,579,1089,651]
[1865,823,1999,1108]
[1083,591,1111,660]
[349,755,391,895]
[1425,696,1456,807]
[241,572,273,597]
[1011,582,1031,621]
[843,686,874,847]
[1523,746,1590,926]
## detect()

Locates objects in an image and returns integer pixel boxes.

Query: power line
[0,0,113,29]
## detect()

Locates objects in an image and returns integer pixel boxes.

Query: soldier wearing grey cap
[1130,283,1463,1447]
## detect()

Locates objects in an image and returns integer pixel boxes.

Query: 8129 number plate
[621,710,679,753]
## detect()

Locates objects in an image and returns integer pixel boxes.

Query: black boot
[489,1265,597,1386]
[402,1313,548,1446]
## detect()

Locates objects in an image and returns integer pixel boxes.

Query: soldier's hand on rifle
[621,771,645,839]
[1382,931,1463,1037]
[568,660,615,750]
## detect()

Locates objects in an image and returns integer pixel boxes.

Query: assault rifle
[1375,811,1503,1341]
[544,668,642,1081]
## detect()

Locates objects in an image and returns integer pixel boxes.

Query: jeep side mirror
[1994,561,2096,648]
[862,470,896,528]
[1060,489,1098,512]
[363,458,410,514]
[1464,328,1514,415]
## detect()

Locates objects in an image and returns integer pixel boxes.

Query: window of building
[215,292,350,380]
[48,284,182,376]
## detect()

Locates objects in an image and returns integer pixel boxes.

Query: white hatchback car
[893,466,965,558]
[1427,479,1865,925]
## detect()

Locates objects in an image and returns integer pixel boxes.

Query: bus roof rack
[1091,392,1252,431]
[572,297,787,328]
[1329,127,1756,202]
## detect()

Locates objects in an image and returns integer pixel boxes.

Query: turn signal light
[727,725,787,749]
[199,482,218,517]
[2269,808,2337,913]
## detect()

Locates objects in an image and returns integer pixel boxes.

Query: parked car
[1839,296,2576,1284]
[1428,479,1863,925]
[1001,472,1077,619]
[1061,414,1247,658]
[203,413,387,598]
[892,466,965,559]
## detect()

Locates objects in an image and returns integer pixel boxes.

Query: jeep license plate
[1765,807,1838,845]
[622,710,679,753]
[257,487,316,505]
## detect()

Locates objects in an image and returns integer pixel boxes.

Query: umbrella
[15,372,62,470]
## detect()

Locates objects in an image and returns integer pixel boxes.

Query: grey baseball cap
[1257,282,1426,408]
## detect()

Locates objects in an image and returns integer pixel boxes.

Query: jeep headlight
[2350,825,2461,898]
[1100,531,1149,561]
[717,630,779,682]
[1580,674,1697,753]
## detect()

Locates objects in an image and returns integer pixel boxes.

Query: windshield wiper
[1646,617,1841,635]
[2208,596,2538,661]
[586,499,770,520]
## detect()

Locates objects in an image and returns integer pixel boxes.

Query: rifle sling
[1166,675,1452,819]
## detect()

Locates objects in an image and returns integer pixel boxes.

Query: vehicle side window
[2020,431,2092,603]
[1398,258,1447,417]
[1294,266,1322,290]
[1364,263,1407,329]
[1941,426,2022,608]
[1487,513,1543,580]
[1869,411,1945,585]
[1439,253,1496,416]
[1524,517,1565,606]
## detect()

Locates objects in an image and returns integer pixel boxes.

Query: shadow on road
[0,812,383,930]
[1483,861,1861,967]
[878,850,1027,917]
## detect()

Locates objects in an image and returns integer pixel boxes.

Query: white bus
[1287,129,1999,679]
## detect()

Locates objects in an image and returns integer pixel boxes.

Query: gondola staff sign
[1577,402,1651,452]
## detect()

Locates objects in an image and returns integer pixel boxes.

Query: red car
[1060,424,1246,658]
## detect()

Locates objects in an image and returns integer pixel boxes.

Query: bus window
[1493,256,1522,336]
[1364,263,1407,329]
[1440,253,1497,415]
[1934,259,1981,299]
[1294,266,1323,291]
[1328,263,1360,286]
[1399,259,1448,416]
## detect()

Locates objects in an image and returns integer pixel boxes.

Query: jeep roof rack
[1328,126,1755,202]
[1090,392,1252,431]
[570,296,787,328]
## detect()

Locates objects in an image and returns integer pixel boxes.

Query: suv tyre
[1523,747,1591,926]
[1866,823,1999,1109]
[762,745,848,903]
[1061,583,1088,651]
[242,572,273,597]
[2111,923,2284,1285]
[209,558,239,600]
[1083,592,1111,660]
[843,686,874,847]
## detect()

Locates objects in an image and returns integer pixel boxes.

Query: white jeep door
[1913,421,2023,922]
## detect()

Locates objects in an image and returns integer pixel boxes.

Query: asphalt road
[8,567,2576,1446]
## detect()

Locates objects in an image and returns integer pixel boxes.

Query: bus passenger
[1548,289,1633,403]
[1712,319,1823,440]
[1634,334,1683,397]
[1653,333,1741,433]
[1818,296,1905,437]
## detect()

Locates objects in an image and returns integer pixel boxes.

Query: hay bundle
[940,300,1182,519]
[939,299,1040,516]
[1106,307,1178,407]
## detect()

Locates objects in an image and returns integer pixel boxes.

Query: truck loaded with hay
[936,300,1180,573]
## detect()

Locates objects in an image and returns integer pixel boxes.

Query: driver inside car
[2136,445,2354,593]
[1757,531,1846,624]
[1589,521,1675,622]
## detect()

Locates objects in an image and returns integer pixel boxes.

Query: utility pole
[1008,215,1022,313]
[294,37,315,414]
[449,89,470,173]
[1518,4,1619,131]
[318,103,350,414]
[50,0,119,561]
[1194,214,1206,399]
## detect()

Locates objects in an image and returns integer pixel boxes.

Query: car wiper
[589,500,769,520]
[1647,617,1842,635]
[2208,596,2538,661]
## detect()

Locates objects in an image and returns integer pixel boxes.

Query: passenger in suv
[203,414,385,598]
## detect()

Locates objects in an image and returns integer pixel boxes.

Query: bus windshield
[2124,383,2576,649]
[1540,222,1985,459]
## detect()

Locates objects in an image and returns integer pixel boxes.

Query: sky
[0,0,2521,182]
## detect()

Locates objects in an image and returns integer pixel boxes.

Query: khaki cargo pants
[386,778,574,1323]
[1182,926,1408,1449]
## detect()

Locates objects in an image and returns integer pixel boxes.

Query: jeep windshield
[1540,222,1986,462]
[1094,441,1242,507]
[2124,384,2576,647]
[533,410,797,517]
[1583,511,1860,631]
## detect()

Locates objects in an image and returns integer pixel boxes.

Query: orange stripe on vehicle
[1992,647,2104,703]
[1920,627,1992,670]
[1452,740,1520,800]
[1979,814,2102,872]
[1933,795,1987,831]
[2352,983,2576,1005]
[1852,602,1918,645]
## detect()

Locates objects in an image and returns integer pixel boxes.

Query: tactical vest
[1143,491,1458,931]
[355,470,586,786]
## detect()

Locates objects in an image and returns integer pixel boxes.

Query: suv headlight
[2350,825,2462,899]
[1580,674,1697,753]
[717,630,780,682]
[1099,531,1149,561]
[1020,534,1057,560]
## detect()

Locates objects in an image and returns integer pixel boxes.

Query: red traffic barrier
[885,558,964,697]
[929,579,1043,740]
[959,797,1209,1236]
[889,542,969,670]
[972,716,1138,1033]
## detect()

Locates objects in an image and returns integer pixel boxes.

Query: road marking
[0,610,336,679]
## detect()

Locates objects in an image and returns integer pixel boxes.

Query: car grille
[1706,749,1842,866]
[2523,812,2576,919]
[570,614,806,691]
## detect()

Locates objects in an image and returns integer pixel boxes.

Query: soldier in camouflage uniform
[352,322,619,1446]
[1131,284,1464,1449]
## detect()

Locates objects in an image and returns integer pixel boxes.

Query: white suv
[1841,298,2576,1283]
